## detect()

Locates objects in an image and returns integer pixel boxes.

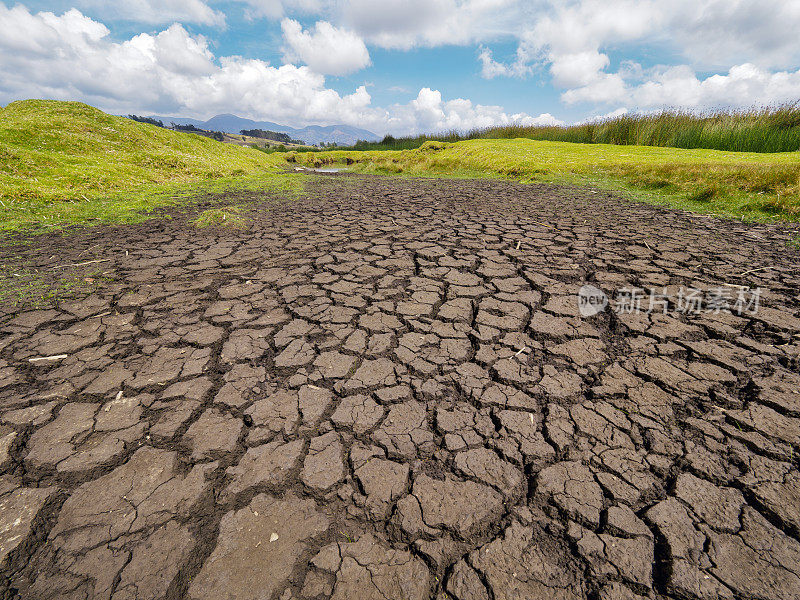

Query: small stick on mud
[739,266,774,277]
[53,258,112,269]
[28,355,68,363]
[516,240,521,250]
[514,347,528,357]
[643,241,652,251]
[78,244,100,257]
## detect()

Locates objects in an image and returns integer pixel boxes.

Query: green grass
[3,99,800,230]
[479,104,800,154]
[287,138,800,221]
[337,104,800,154]
[0,99,300,231]
[0,264,114,309]
[192,206,250,229]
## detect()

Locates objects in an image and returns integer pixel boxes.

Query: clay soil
[1,174,800,600]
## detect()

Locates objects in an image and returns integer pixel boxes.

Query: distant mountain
[147,113,379,146]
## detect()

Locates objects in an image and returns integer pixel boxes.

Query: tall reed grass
[345,103,800,154]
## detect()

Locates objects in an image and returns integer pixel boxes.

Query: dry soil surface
[2,174,800,600]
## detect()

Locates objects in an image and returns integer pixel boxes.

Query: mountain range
[147,113,379,146]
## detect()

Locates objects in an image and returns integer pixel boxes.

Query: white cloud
[472,0,800,111]
[514,0,661,95]
[527,0,659,56]
[339,0,522,50]
[669,0,800,70]
[478,46,531,79]
[391,88,562,132]
[79,0,226,26]
[549,51,610,88]
[229,0,323,20]
[339,0,452,49]
[631,63,800,108]
[515,112,563,127]
[560,73,627,105]
[561,63,800,109]
[281,19,370,76]
[0,4,549,136]
[0,4,108,55]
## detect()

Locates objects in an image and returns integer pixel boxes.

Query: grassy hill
[291,138,800,221]
[0,100,291,230]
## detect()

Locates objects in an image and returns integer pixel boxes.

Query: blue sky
[2,1,800,135]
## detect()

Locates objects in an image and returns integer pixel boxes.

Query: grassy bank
[0,100,299,230]
[344,105,800,154]
[288,138,800,221]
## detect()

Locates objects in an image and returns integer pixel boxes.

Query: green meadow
[291,138,800,221]
[1,100,799,231]
[345,104,800,154]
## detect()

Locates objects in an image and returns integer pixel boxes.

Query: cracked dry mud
[1,174,800,600]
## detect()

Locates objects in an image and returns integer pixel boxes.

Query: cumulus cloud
[513,0,661,96]
[391,88,562,132]
[632,63,800,108]
[0,4,549,136]
[515,112,564,127]
[561,63,800,109]
[549,51,611,88]
[471,0,800,111]
[281,19,370,76]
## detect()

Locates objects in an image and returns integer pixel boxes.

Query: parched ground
[1,174,800,600]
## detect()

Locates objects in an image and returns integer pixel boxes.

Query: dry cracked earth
[1,174,800,600]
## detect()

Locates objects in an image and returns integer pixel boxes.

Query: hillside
[0,100,285,206]
[147,113,379,146]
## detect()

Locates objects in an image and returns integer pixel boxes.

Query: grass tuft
[688,187,717,203]
[192,207,250,229]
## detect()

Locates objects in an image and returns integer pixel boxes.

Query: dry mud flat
[1,174,800,600]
